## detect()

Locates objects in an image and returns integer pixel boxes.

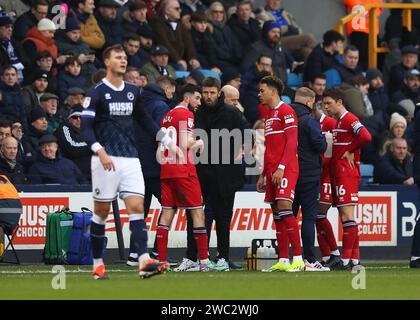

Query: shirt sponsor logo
[109,102,133,115]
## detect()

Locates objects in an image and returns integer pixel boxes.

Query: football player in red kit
[157,84,224,272]
[313,104,341,266]
[257,76,304,272]
[323,88,372,269]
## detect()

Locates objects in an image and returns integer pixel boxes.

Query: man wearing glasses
[13,0,49,42]
[54,104,92,179]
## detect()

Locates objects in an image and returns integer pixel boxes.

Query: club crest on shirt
[105,93,111,100]
[82,97,91,109]
[127,92,134,101]
[188,118,194,128]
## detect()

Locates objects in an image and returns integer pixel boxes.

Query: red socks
[316,215,339,255]
[275,220,289,259]
[342,220,358,260]
[279,211,302,256]
[156,224,169,262]
[193,227,209,261]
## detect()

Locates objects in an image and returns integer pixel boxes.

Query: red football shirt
[320,113,337,170]
[331,111,372,178]
[160,106,197,179]
[263,101,299,174]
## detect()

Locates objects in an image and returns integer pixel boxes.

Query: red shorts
[264,170,298,203]
[319,178,333,205]
[331,176,360,207]
[161,176,203,209]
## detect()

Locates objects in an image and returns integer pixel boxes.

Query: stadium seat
[199,69,221,81]
[287,72,303,90]
[324,68,342,89]
[281,95,292,104]
[175,71,190,79]
[360,163,374,186]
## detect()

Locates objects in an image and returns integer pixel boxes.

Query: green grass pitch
[0,262,419,300]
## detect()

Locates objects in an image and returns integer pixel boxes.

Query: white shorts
[91,156,145,202]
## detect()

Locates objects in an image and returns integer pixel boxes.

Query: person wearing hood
[54,104,91,179]
[126,76,174,266]
[240,20,293,85]
[291,87,328,270]
[27,133,87,184]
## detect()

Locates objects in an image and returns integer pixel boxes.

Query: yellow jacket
[80,14,105,50]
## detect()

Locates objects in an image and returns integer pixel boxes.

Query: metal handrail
[336,3,420,68]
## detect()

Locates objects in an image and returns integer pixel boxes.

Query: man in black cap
[389,45,419,95]
[21,106,48,166]
[64,87,86,110]
[21,70,49,115]
[137,25,155,61]
[39,92,63,133]
[94,0,123,52]
[140,46,176,83]
[27,133,87,184]
[392,69,420,107]
[54,104,91,179]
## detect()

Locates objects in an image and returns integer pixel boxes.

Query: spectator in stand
[58,56,87,102]
[39,93,62,133]
[392,69,420,105]
[366,68,389,114]
[184,68,204,86]
[0,136,27,184]
[149,0,200,71]
[140,45,176,83]
[206,2,241,75]
[221,84,244,113]
[55,16,97,80]
[241,20,292,85]
[338,46,363,84]
[63,87,86,111]
[94,0,123,51]
[377,112,408,157]
[374,137,414,185]
[10,120,29,167]
[227,0,261,54]
[137,25,155,61]
[308,73,327,107]
[21,70,49,115]
[123,34,145,69]
[122,0,153,37]
[0,119,11,148]
[221,69,241,89]
[180,0,206,17]
[303,30,344,83]
[23,51,57,94]
[12,0,49,42]
[388,45,419,95]
[255,0,316,62]
[21,18,67,66]
[240,54,273,125]
[124,67,142,87]
[187,12,221,75]
[21,106,48,164]
[54,104,91,179]
[340,74,374,121]
[0,10,28,83]
[27,134,87,184]
[0,66,28,130]
[72,0,106,51]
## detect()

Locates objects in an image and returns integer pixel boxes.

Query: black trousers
[186,187,236,261]
[292,177,320,263]
[412,184,420,257]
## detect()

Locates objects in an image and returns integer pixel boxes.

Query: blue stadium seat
[287,72,303,90]
[360,163,374,186]
[175,71,190,79]
[281,95,292,104]
[324,68,342,89]
[199,69,221,81]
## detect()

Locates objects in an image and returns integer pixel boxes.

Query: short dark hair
[129,0,147,12]
[180,84,201,98]
[202,77,221,90]
[323,88,345,103]
[124,33,141,43]
[102,44,125,62]
[156,75,177,88]
[310,73,326,83]
[351,74,368,87]
[237,0,252,9]
[344,45,359,55]
[0,119,12,130]
[1,65,17,75]
[32,0,49,9]
[126,67,140,74]
[191,12,207,23]
[259,75,284,95]
[36,50,53,60]
[323,30,344,47]
[257,54,272,64]
[64,56,81,67]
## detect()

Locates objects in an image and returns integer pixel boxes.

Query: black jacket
[303,44,342,82]
[374,152,413,184]
[227,14,262,54]
[0,155,28,184]
[195,96,249,195]
[54,121,92,179]
[292,102,327,178]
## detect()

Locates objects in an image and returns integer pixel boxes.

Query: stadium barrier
[5,184,420,260]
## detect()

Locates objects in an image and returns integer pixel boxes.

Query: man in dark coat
[374,137,414,185]
[0,136,27,184]
[291,87,328,269]
[227,0,261,54]
[186,77,249,270]
[94,0,124,52]
[27,134,87,184]
[12,0,49,42]
[54,105,91,179]
[388,45,419,95]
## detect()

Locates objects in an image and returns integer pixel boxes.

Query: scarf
[0,152,16,170]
